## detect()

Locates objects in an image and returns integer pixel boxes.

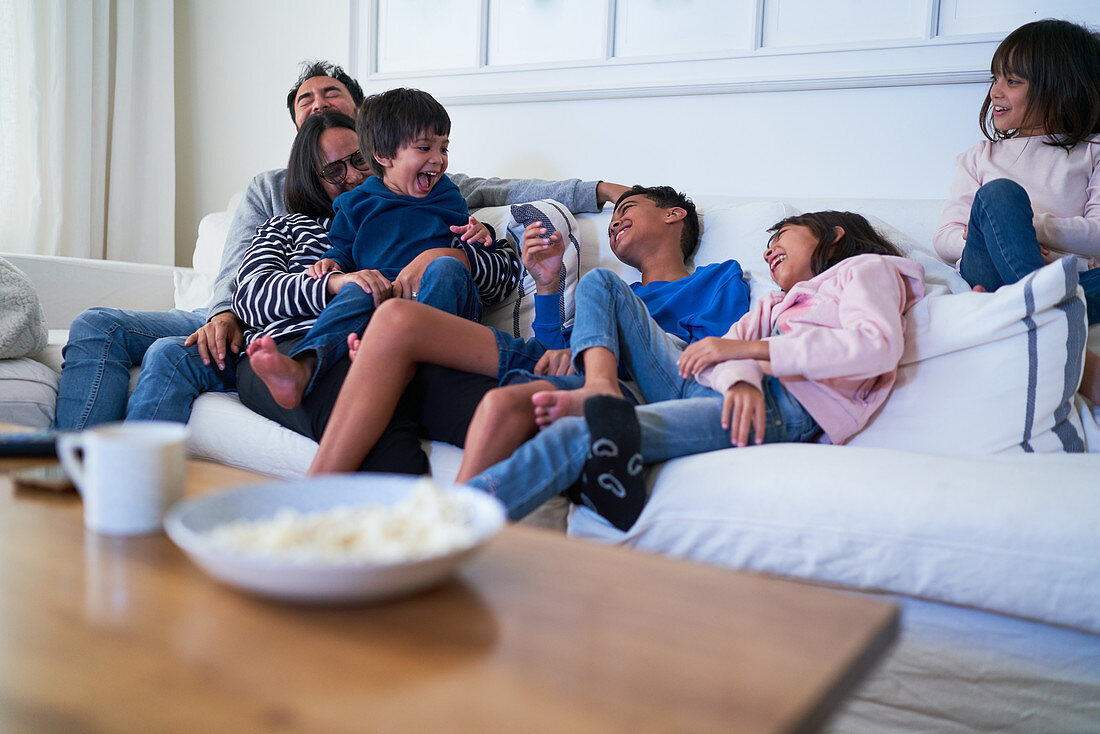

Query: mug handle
[55,433,87,495]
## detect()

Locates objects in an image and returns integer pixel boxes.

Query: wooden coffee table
[0,454,897,733]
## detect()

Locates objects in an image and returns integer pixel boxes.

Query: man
[52,61,626,431]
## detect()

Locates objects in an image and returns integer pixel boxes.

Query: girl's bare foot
[532,380,622,428]
[247,335,312,409]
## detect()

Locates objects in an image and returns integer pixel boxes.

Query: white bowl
[164,474,505,603]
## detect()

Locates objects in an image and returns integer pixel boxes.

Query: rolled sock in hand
[578,395,646,531]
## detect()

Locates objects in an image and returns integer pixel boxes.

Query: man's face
[607,195,680,264]
[293,76,357,129]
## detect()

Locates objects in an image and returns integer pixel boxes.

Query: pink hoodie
[696,254,925,444]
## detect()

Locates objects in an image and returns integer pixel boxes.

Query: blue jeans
[961,178,1100,325]
[126,336,237,422]
[53,307,215,430]
[568,268,698,403]
[289,257,482,395]
[467,375,819,520]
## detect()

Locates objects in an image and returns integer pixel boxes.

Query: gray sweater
[0,257,48,359]
[207,170,601,317]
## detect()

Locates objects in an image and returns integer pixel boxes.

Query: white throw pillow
[848,257,1088,454]
[174,192,242,312]
[475,199,581,339]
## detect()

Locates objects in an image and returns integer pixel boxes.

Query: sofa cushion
[174,193,242,311]
[568,442,1100,635]
[848,257,1087,454]
[0,357,59,428]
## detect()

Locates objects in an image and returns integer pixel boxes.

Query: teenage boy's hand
[521,221,566,294]
[184,311,243,370]
[534,348,574,376]
[450,216,493,246]
[307,258,340,279]
[395,248,470,300]
[723,382,766,448]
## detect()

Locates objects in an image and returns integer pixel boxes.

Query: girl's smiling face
[764,224,826,291]
[988,69,1041,135]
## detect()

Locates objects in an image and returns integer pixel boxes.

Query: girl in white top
[934,18,1100,404]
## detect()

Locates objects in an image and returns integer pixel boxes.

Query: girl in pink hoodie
[466,211,925,531]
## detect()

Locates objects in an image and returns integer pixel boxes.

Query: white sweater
[933,136,1100,269]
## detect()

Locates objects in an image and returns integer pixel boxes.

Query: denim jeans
[125,336,237,422]
[961,178,1100,325]
[289,257,482,395]
[467,374,819,520]
[53,307,211,430]
[569,268,699,403]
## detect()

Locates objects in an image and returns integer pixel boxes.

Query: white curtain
[0,0,175,265]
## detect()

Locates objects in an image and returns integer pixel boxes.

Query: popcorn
[205,480,477,564]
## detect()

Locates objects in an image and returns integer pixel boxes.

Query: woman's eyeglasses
[320,150,370,185]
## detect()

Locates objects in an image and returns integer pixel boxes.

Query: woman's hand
[394,248,470,300]
[307,258,340,279]
[521,221,566,294]
[678,337,768,378]
[450,216,493,246]
[533,348,574,376]
[722,382,766,448]
[327,269,397,302]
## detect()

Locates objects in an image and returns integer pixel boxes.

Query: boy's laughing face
[607,195,683,264]
[375,133,449,197]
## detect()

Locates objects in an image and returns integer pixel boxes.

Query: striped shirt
[233,213,520,345]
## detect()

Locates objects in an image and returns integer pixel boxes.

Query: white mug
[57,421,189,536]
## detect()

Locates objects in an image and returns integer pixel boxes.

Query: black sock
[576,395,647,531]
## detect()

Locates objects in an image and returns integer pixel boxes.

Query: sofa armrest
[1,253,179,329]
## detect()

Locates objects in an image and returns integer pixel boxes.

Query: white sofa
[6,193,1100,733]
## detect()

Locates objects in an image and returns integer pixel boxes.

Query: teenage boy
[52,62,627,432]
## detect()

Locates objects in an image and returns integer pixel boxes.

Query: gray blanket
[0,256,47,359]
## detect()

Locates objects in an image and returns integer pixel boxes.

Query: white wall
[173,1,992,264]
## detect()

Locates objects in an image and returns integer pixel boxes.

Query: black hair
[766,211,902,278]
[284,109,357,220]
[286,60,365,125]
[356,88,451,177]
[614,185,700,261]
[980,19,1100,150]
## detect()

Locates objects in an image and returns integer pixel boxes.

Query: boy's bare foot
[247,334,312,409]
[532,382,622,428]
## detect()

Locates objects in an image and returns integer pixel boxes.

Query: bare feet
[532,381,622,428]
[247,334,312,409]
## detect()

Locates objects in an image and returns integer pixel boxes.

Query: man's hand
[184,311,244,370]
[678,337,768,378]
[394,248,470,300]
[449,216,493,246]
[328,269,397,302]
[534,348,574,377]
[307,258,340,279]
[596,181,630,209]
[521,221,566,294]
[722,382,766,447]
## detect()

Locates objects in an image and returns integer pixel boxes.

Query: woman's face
[318,127,368,202]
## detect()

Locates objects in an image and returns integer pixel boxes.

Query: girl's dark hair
[285,109,357,220]
[614,185,700,261]
[979,19,1100,150]
[357,88,450,177]
[767,211,902,277]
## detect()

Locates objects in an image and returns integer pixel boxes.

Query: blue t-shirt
[323,174,469,279]
[630,259,750,343]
